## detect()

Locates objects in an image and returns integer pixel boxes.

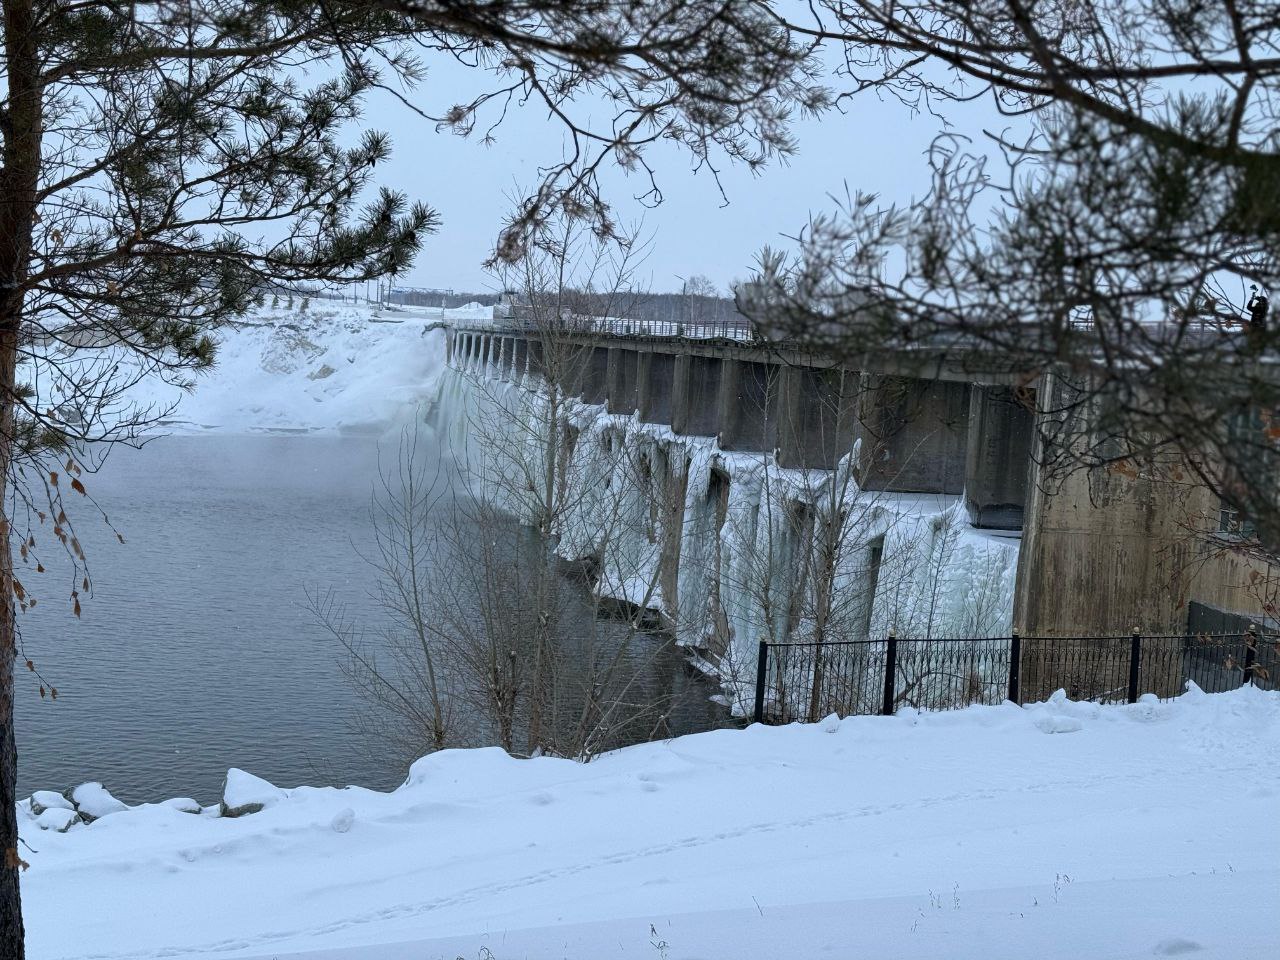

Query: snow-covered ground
[22,685,1280,960]
[134,300,483,433]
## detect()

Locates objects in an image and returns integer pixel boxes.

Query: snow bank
[131,301,458,434]
[20,685,1280,960]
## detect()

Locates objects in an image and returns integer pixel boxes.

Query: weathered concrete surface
[580,347,609,404]
[607,347,639,415]
[676,356,723,437]
[639,353,676,425]
[777,367,859,470]
[718,360,778,453]
[965,386,1033,529]
[1014,373,1274,638]
[670,355,693,433]
[856,376,969,493]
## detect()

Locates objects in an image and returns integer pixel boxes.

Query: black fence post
[882,630,898,716]
[1127,627,1142,703]
[1243,624,1259,688]
[1008,630,1022,704]
[753,640,768,724]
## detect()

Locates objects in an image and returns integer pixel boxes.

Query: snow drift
[19,685,1280,960]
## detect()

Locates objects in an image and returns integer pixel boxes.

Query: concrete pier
[579,347,609,404]
[607,347,639,415]
[639,353,676,425]
[674,356,724,437]
[496,337,510,381]
[510,337,527,380]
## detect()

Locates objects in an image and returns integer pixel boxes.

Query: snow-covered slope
[136,301,474,433]
[20,685,1280,960]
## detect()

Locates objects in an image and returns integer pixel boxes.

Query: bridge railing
[455,311,755,342]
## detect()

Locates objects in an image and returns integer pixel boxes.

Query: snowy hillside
[135,300,481,433]
[20,685,1280,960]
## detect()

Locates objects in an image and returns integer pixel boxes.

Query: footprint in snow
[1153,937,1204,955]
[1033,714,1083,734]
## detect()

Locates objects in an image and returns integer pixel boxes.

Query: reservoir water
[13,433,720,804]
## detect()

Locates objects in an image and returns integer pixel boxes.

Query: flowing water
[13,433,721,804]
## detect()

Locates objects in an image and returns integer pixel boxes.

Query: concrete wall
[675,356,723,436]
[855,376,969,493]
[965,386,1034,529]
[776,366,859,470]
[607,347,639,415]
[638,353,675,425]
[1014,373,1275,637]
[581,347,609,404]
[718,360,778,453]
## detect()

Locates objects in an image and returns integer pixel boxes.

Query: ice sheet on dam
[430,365,1020,714]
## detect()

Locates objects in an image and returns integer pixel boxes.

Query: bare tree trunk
[0,0,41,950]
[0,382,21,953]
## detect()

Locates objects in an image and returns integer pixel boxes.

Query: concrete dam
[427,309,1274,710]
[430,316,1034,711]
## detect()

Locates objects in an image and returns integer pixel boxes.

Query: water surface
[14,433,720,804]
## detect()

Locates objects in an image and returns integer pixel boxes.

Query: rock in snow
[34,808,79,833]
[160,798,202,815]
[30,791,74,816]
[65,783,129,823]
[220,768,286,818]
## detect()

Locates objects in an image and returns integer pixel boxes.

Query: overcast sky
[358,61,996,297]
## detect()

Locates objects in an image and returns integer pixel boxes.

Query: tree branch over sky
[363,0,826,259]
[740,1,1280,556]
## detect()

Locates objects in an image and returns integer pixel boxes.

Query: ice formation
[428,353,1020,713]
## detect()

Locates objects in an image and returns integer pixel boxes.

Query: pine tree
[0,5,436,954]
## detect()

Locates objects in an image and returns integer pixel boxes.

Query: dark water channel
[13,434,722,804]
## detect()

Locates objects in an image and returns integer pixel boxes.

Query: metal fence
[752,629,1278,724]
